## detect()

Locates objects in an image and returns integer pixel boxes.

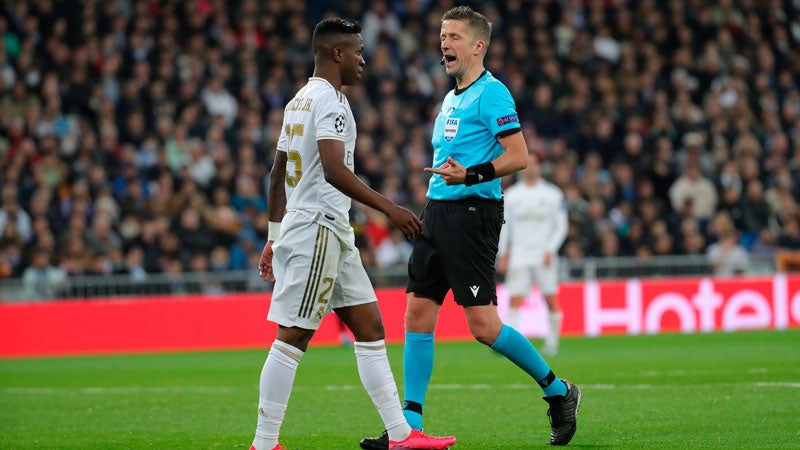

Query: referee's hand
[425,156,466,185]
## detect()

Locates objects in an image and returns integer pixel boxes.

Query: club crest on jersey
[335,114,346,135]
[444,118,459,142]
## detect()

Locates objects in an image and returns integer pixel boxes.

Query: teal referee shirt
[427,70,521,201]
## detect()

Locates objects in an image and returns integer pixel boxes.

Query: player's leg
[505,266,533,331]
[337,302,412,442]
[335,245,455,450]
[252,327,314,450]
[252,217,336,450]
[537,262,562,356]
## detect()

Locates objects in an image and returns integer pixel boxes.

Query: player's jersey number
[284,123,304,187]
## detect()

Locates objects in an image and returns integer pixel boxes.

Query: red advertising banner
[1,276,799,357]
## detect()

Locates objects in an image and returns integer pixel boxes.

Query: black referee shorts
[406,197,503,306]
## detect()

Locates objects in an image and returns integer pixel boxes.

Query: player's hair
[442,6,492,46]
[312,18,362,50]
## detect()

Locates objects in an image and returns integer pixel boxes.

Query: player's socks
[490,324,567,397]
[252,340,303,450]
[546,311,563,349]
[403,331,434,430]
[354,340,412,442]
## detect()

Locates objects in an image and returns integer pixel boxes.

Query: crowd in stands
[1,0,800,298]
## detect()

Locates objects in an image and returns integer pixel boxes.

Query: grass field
[2,329,799,449]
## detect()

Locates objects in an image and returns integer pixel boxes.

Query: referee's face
[440,19,483,78]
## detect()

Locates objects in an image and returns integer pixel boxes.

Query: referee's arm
[491,129,528,177]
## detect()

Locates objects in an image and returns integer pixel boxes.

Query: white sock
[506,307,520,330]
[252,340,304,450]
[354,340,412,442]
[546,311,563,347]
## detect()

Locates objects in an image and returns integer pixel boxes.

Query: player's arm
[268,151,288,224]
[318,139,422,238]
[260,150,288,282]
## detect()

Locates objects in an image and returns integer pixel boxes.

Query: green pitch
[2,329,799,449]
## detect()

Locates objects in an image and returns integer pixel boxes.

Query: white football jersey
[276,77,357,228]
[498,179,568,267]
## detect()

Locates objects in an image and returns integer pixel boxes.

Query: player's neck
[312,67,342,91]
[455,64,486,90]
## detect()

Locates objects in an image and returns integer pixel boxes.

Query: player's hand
[259,241,276,282]
[386,205,423,239]
[543,251,553,266]
[425,157,466,185]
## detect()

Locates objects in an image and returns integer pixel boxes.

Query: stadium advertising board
[2,275,799,357]
[507,275,800,337]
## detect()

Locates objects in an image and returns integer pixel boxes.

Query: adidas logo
[469,285,480,297]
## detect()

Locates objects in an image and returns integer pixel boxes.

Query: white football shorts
[268,210,376,329]
[506,259,559,298]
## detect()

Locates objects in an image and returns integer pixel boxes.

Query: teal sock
[490,324,567,397]
[403,331,434,430]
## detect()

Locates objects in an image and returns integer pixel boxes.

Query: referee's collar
[454,69,488,96]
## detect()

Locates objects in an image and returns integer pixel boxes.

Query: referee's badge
[444,118,459,142]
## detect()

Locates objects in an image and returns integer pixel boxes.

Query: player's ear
[332,46,344,63]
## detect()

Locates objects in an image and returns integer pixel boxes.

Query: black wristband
[464,162,496,186]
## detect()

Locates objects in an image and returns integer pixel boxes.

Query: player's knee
[351,321,385,342]
[276,328,315,352]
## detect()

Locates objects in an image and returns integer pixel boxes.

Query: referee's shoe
[544,380,581,445]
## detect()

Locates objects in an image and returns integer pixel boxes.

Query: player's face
[341,34,365,86]
[440,19,483,78]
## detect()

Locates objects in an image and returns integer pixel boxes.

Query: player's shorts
[506,260,559,297]
[268,210,376,330]
[407,197,503,307]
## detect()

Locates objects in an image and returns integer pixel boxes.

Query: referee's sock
[403,331,434,430]
[490,324,568,397]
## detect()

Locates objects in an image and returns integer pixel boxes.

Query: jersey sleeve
[315,91,348,142]
[480,81,521,138]
[276,118,288,153]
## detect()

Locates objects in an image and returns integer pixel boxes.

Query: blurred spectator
[21,247,65,300]
[0,0,798,290]
[375,228,413,269]
[706,229,749,276]
[777,217,800,250]
[0,183,32,244]
[669,164,719,222]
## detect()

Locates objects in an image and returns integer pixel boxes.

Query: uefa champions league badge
[444,118,459,142]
